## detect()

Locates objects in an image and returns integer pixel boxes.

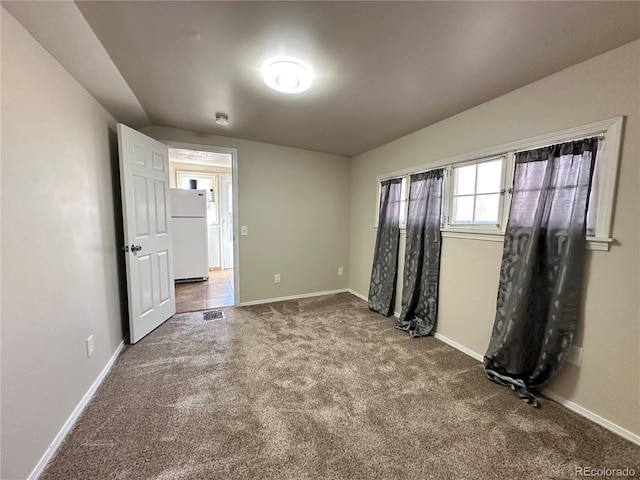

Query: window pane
[180,177,212,191]
[475,194,500,223]
[399,177,408,227]
[476,160,502,194]
[452,196,474,223]
[586,157,599,236]
[454,165,476,195]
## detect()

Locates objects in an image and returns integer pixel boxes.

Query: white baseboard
[433,333,640,447]
[239,289,349,307]
[346,289,403,316]
[331,294,640,446]
[28,341,125,480]
[252,288,640,445]
[541,390,640,447]
[434,333,484,362]
[347,289,367,302]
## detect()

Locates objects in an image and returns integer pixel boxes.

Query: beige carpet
[41,293,639,479]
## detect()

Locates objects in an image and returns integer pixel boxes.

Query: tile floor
[175,269,234,313]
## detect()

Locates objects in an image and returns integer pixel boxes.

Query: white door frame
[219,173,234,270]
[163,141,239,306]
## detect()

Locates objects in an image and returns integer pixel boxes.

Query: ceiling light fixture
[262,57,314,94]
[215,113,229,126]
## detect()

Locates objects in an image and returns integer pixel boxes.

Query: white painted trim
[442,155,511,232]
[160,140,241,306]
[441,231,504,243]
[28,341,125,480]
[541,390,640,447]
[239,289,349,307]
[441,231,613,250]
[585,237,613,251]
[347,289,368,302]
[375,116,623,244]
[230,148,240,306]
[432,333,640,447]
[331,293,640,445]
[378,117,622,182]
[591,117,623,242]
[433,333,484,362]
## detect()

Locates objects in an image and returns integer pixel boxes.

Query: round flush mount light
[215,113,229,126]
[262,57,314,94]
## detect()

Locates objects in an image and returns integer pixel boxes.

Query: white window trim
[176,170,219,188]
[442,154,510,233]
[374,116,624,251]
[176,170,220,224]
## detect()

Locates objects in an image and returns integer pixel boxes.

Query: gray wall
[2,5,638,478]
[348,40,640,437]
[1,9,125,479]
[1,9,350,476]
[142,126,351,304]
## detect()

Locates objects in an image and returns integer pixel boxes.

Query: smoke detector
[215,114,229,126]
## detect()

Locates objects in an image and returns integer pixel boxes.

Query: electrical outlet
[241,226,248,235]
[338,267,344,276]
[274,273,281,284]
[86,335,95,358]
[566,345,582,367]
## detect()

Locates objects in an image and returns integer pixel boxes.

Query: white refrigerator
[170,189,209,282]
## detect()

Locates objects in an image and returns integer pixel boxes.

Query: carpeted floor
[41,293,639,480]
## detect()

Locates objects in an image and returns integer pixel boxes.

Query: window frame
[175,170,220,224]
[398,177,408,228]
[442,154,512,233]
[374,116,624,251]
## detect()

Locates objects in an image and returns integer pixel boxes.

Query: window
[448,157,505,228]
[374,116,622,250]
[585,158,600,237]
[399,177,408,228]
[176,171,219,224]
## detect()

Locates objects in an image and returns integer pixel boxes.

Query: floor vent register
[203,310,225,321]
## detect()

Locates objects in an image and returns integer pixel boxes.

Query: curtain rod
[513,132,605,155]
[380,132,607,182]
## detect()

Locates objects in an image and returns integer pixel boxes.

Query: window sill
[441,230,504,242]
[441,231,612,251]
[375,226,613,251]
[586,237,613,251]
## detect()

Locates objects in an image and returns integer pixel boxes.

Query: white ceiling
[5,1,640,157]
[168,148,232,168]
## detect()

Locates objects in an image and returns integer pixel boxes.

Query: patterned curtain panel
[484,138,598,406]
[396,169,444,337]
[368,178,403,316]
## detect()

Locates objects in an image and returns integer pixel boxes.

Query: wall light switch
[86,335,95,358]
[274,274,281,284]
[241,226,248,236]
[338,267,344,276]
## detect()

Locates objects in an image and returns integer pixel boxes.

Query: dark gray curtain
[484,138,597,406]
[368,178,402,316]
[396,169,444,337]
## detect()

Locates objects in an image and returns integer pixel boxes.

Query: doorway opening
[167,145,238,313]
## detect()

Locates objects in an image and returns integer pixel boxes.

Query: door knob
[131,245,142,252]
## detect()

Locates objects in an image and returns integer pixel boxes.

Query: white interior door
[118,124,175,343]
[221,174,234,269]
